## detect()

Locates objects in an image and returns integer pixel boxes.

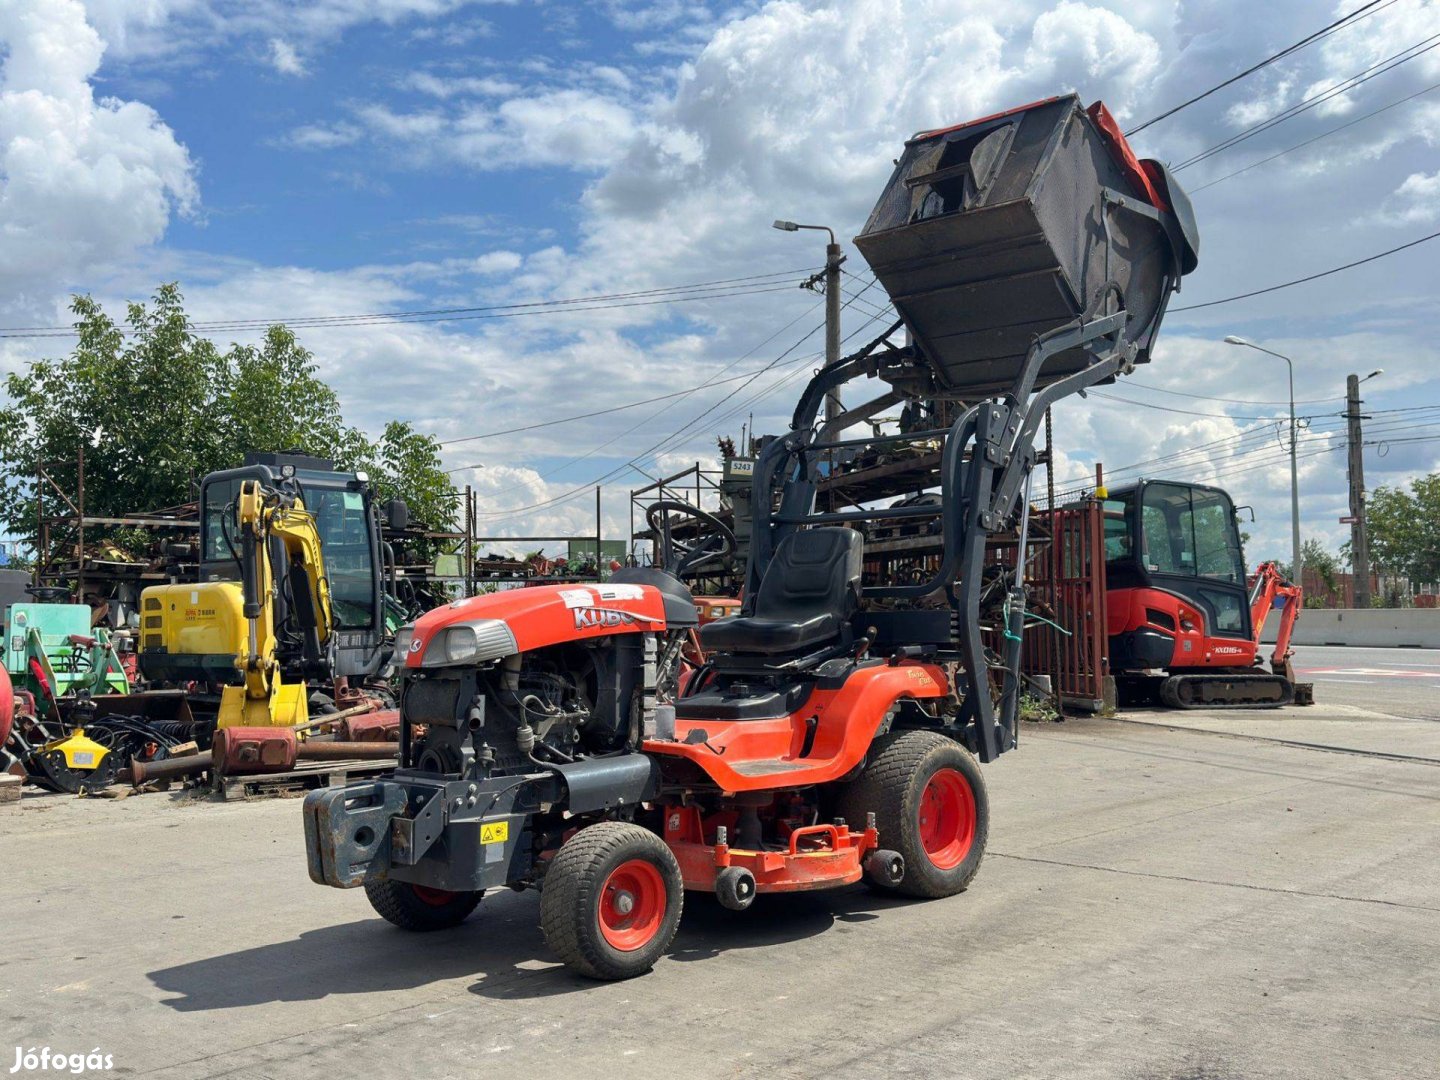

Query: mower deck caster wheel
[714,866,757,911]
[540,821,684,980]
[863,849,905,887]
[364,879,483,931]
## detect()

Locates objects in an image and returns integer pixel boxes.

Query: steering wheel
[645,499,737,577]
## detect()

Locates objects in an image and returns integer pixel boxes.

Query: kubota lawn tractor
[303,95,1198,979]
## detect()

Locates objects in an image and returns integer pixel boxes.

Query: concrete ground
[2,646,1437,1080]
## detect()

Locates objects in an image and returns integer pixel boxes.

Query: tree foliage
[0,285,456,551]
[1366,476,1440,583]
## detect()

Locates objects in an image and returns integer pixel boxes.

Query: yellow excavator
[139,470,334,729]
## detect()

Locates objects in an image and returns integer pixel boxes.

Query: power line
[1169,229,1440,312]
[1087,389,1289,421]
[1175,31,1440,171]
[1054,408,1440,492]
[1190,80,1440,194]
[471,284,890,523]
[463,286,864,511]
[438,359,824,446]
[1116,380,1340,406]
[0,267,820,338]
[0,280,812,340]
[1124,0,1393,135]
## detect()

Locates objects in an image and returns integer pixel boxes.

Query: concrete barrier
[1260,608,1440,648]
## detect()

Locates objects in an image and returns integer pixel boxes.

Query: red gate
[1024,502,1110,712]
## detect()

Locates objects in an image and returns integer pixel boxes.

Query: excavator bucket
[218,678,308,729]
[855,95,1196,398]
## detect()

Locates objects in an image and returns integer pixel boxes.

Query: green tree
[0,285,456,555]
[1366,476,1440,583]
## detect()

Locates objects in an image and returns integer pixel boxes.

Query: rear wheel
[364,878,483,931]
[838,730,988,899]
[540,821,683,980]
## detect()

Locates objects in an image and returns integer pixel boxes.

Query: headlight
[419,619,517,667]
[392,624,415,660]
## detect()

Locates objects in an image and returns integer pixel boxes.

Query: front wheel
[364,878,483,930]
[837,730,988,899]
[540,821,684,980]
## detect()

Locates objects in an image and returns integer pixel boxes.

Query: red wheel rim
[598,858,667,951]
[411,884,458,907]
[918,767,976,870]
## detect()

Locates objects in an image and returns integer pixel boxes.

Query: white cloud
[267,37,306,76]
[12,0,1440,558]
[1024,1,1161,106]
[1372,170,1440,226]
[0,0,197,306]
[284,121,363,149]
[79,0,498,66]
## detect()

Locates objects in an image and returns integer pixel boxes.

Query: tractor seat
[700,528,862,657]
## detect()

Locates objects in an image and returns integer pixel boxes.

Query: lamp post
[773,220,843,421]
[1224,335,1301,581]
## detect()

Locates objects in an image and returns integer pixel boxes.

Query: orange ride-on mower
[302,94,1198,979]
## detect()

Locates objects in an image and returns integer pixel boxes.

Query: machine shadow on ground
[146,884,919,1010]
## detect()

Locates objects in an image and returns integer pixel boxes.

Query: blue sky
[2,0,1439,563]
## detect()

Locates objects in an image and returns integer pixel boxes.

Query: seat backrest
[753,528,863,623]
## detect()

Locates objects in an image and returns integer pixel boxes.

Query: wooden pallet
[214,758,394,801]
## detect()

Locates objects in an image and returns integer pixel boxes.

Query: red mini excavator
[1104,480,1306,708]
[302,95,1199,979]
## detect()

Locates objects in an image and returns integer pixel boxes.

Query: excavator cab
[198,452,391,679]
[1104,480,1253,661]
[1104,480,1296,707]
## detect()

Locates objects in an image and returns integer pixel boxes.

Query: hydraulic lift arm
[1248,560,1303,682]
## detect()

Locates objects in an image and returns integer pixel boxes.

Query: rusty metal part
[212,726,399,775]
[290,700,382,734]
[213,726,297,774]
[121,752,209,785]
[338,710,401,742]
[333,678,388,714]
[297,741,399,762]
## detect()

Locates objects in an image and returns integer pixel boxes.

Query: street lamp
[773,220,843,421]
[1224,335,1301,580]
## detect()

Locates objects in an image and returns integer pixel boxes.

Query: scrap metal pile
[2,451,412,798]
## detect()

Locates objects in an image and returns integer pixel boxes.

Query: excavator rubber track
[1159,673,1294,710]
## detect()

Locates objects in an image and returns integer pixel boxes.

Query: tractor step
[1160,673,1294,710]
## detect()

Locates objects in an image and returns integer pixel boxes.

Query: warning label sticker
[480,821,509,845]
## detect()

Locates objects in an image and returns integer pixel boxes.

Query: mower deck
[663,804,878,895]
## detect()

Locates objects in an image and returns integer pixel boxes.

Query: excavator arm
[228,478,334,726]
[1248,560,1303,683]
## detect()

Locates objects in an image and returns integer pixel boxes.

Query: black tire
[837,730,988,899]
[714,866,757,911]
[364,878,483,931]
[540,821,683,980]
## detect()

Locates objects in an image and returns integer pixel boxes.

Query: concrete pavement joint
[1036,733,1440,802]
[1104,717,1440,765]
[990,852,1440,913]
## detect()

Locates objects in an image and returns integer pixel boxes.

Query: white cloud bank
[0,0,197,306]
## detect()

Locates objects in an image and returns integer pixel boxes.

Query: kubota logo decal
[574,607,636,630]
[409,638,423,653]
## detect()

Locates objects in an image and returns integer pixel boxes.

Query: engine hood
[402,582,670,669]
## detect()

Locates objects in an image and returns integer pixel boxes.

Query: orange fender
[645,662,950,791]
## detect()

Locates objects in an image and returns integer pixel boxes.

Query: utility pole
[773,219,845,421]
[1345,369,1383,607]
[823,238,842,422]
